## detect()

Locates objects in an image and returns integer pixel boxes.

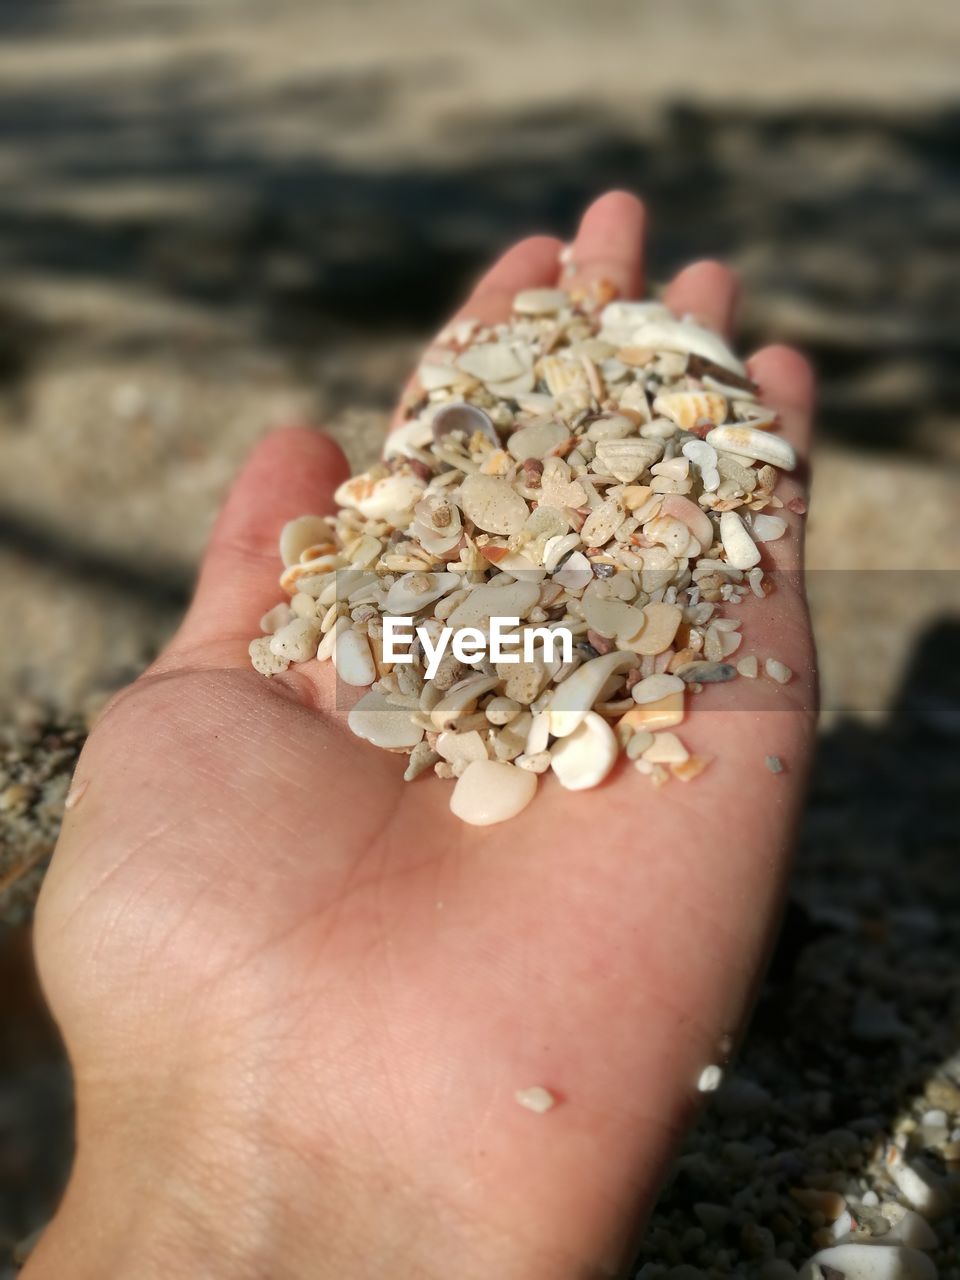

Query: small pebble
[698,1065,724,1093]
[765,658,793,685]
[797,1243,937,1280]
[515,1085,558,1113]
[450,760,537,826]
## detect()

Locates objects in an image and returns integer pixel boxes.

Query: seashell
[431,676,504,730]
[537,355,589,398]
[681,438,720,491]
[538,456,588,510]
[431,401,499,448]
[796,1243,937,1280]
[279,515,334,568]
[248,636,290,676]
[634,545,677,593]
[449,759,538,826]
[580,496,627,547]
[489,550,546,582]
[446,575,540,629]
[719,510,761,570]
[582,595,645,642]
[750,513,787,542]
[417,361,460,391]
[507,419,570,461]
[383,415,435,460]
[260,602,295,634]
[455,341,531,385]
[345,533,381,568]
[385,570,460,615]
[552,550,593,591]
[513,391,556,414]
[706,425,797,471]
[547,529,586,570]
[641,732,689,764]
[593,437,662,483]
[348,688,425,751]
[459,473,529,535]
[332,627,377,686]
[632,673,685,704]
[549,650,639,738]
[619,691,685,731]
[512,287,569,315]
[585,413,635,442]
[658,494,714,549]
[487,369,536,398]
[624,602,682,656]
[625,317,747,377]
[335,471,427,521]
[436,729,489,772]
[653,390,727,430]
[644,515,691,558]
[598,300,673,343]
[550,711,618,791]
[617,382,653,420]
[269,617,321,663]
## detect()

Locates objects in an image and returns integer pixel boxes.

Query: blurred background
[1,1,958,1275]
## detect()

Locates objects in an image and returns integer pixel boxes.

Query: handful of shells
[250,286,800,825]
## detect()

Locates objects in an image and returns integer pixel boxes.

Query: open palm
[31,193,816,1280]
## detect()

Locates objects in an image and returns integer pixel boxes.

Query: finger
[392,234,563,429]
[562,190,647,300]
[662,259,739,337]
[157,427,350,666]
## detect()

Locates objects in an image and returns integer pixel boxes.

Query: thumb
[158,426,350,668]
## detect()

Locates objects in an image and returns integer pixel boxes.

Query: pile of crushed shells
[250,286,804,825]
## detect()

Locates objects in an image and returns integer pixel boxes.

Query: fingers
[562,191,647,300]
[158,427,350,666]
[451,234,565,326]
[663,259,739,337]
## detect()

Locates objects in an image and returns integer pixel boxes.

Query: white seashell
[418,361,459,391]
[550,711,618,791]
[538,355,588,398]
[317,615,349,662]
[333,627,377,686]
[552,550,593,591]
[456,341,531,385]
[599,300,673,343]
[538,456,588,509]
[385,571,460,615]
[436,729,488,769]
[459,474,529,534]
[269,617,321,663]
[260,602,295,634]
[632,673,685,705]
[641,731,689,764]
[549,650,638,738]
[279,515,333,567]
[487,369,536,397]
[526,711,551,755]
[644,514,691,558]
[507,419,570,461]
[625,602,682,656]
[593,437,662,483]
[542,532,582,571]
[335,471,427,521]
[580,497,627,547]
[449,759,538,826]
[347,689,425,751]
[492,550,546,582]
[750,513,787,542]
[513,287,568,315]
[706,425,797,471]
[653,390,727,430]
[626,317,747,377]
[582,596,645,642]
[249,636,290,676]
[880,1205,938,1251]
[682,438,720,491]
[432,402,499,447]
[383,416,435,460]
[446,576,540,629]
[719,511,761,570]
[658,494,714,548]
[514,391,556,414]
[796,1243,936,1280]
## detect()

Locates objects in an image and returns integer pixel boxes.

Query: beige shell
[652,390,727,431]
[593,437,662,483]
[459,473,529,535]
[537,355,589,399]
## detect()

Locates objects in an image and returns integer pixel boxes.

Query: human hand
[27,192,816,1280]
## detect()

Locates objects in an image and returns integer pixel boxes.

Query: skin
[26,192,817,1280]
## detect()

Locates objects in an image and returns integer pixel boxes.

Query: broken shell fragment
[431,401,500,447]
[513,287,568,316]
[549,651,639,738]
[460,473,530,535]
[706,425,797,471]
[333,628,377,686]
[348,689,425,750]
[719,510,762,570]
[550,711,618,791]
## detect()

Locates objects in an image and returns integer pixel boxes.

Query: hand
[27,192,816,1280]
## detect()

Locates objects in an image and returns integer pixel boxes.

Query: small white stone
[737,655,759,679]
[515,1085,558,1113]
[720,510,762,570]
[632,673,685,705]
[698,1065,724,1093]
[333,628,377,686]
[888,1152,950,1218]
[449,760,538,826]
[751,513,788,542]
[797,1243,937,1280]
[485,696,521,726]
[260,602,295,634]
[764,658,793,685]
[269,617,321,663]
[249,636,290,676]
[549,651,639,738]
[513,287,568,315]
[706,424,797,471]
